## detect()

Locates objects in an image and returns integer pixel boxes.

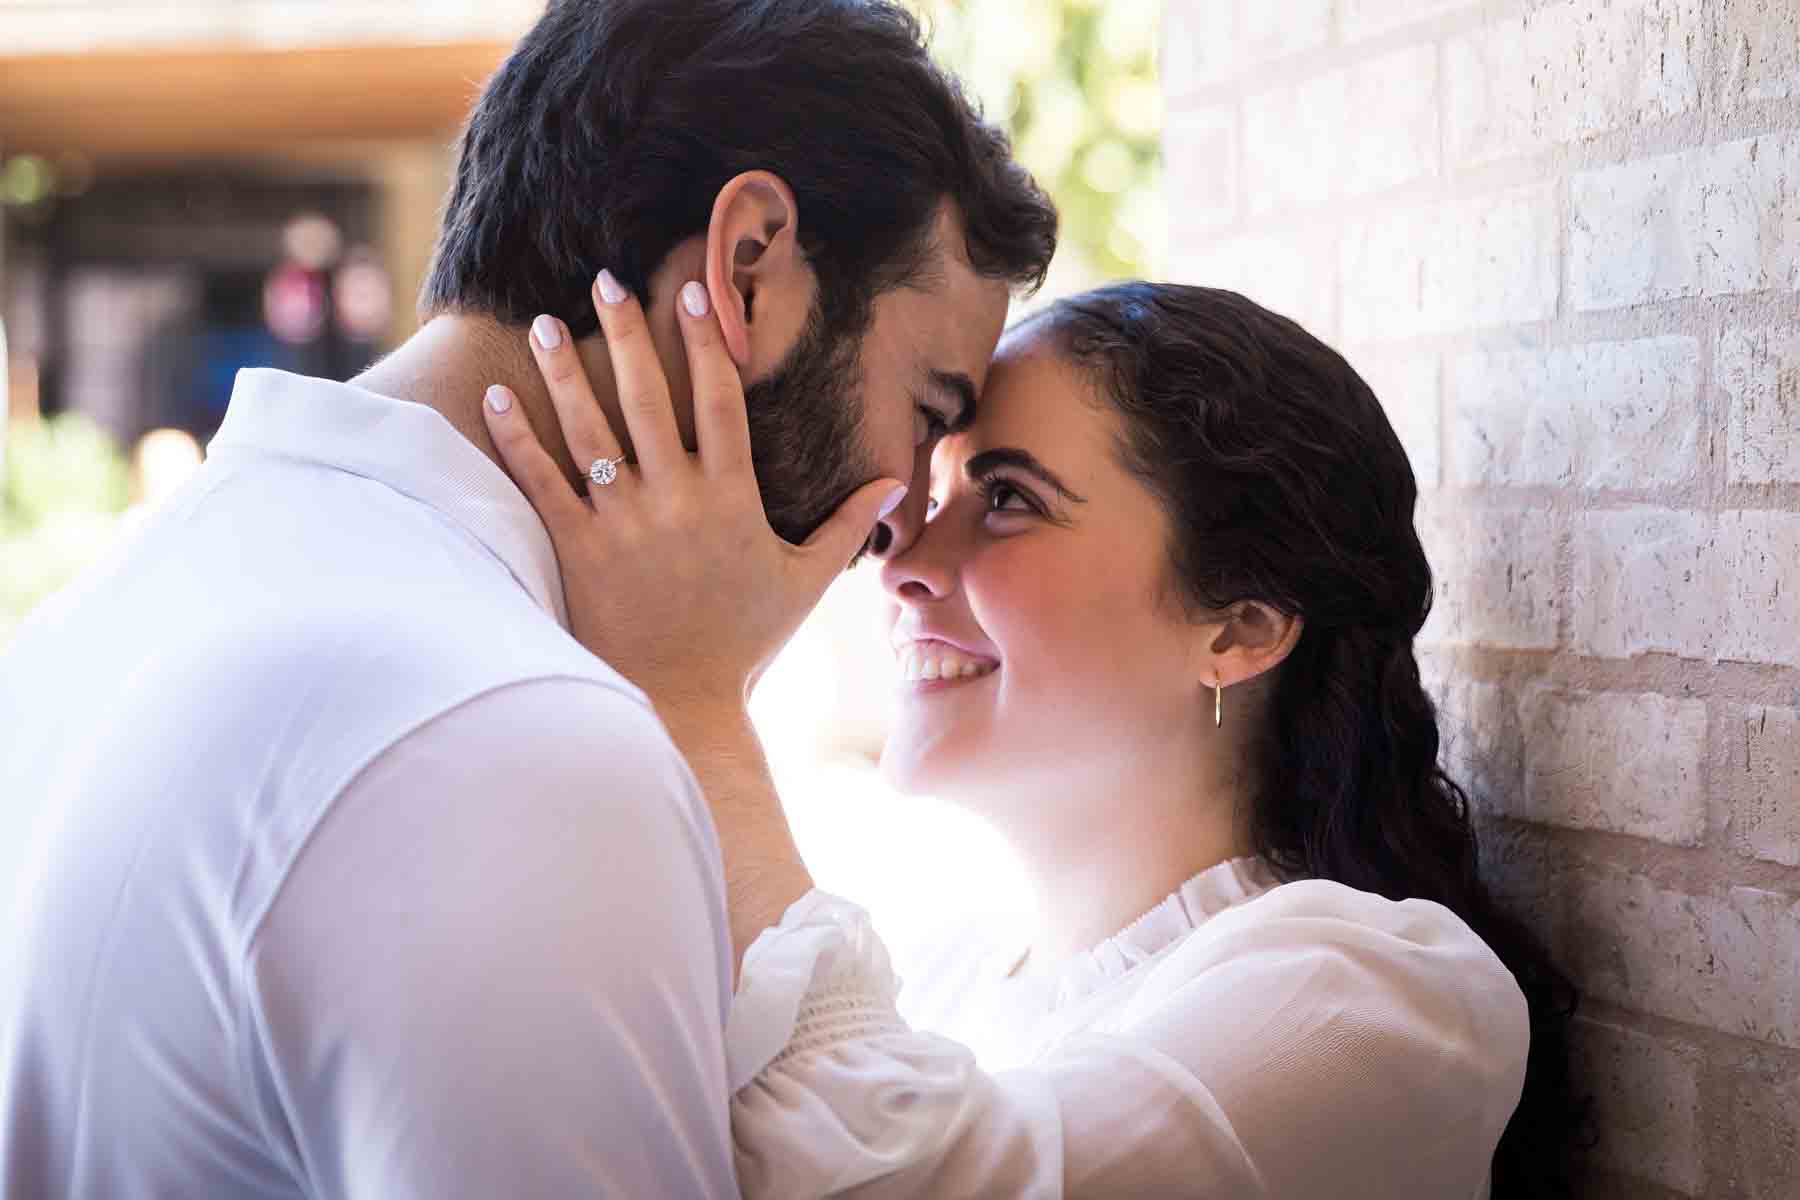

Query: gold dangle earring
[1215,679,1223,729]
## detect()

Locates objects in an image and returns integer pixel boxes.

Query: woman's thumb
[800,480,907,578]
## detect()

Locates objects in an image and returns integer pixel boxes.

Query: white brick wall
[1719,328,1800,484]
[1165,106,1238,234]
[1244,44,1439,213]
[1571,507,1717,660]
[1520,687,1708,845]
[1450,337,1702,489]
[1570,134,1800,311]
[1434,675,1522,803]
[1727,704,1800,867]
[1718,0,1800,108]
[1340,0,1481,41]
[1567,869,1800,1046]
[1166,0,1800,1190]
[1573,1018,1704,1194]
[1161,0,1331,95]
[1417,502,1560,649]
[1353,348,1442,486]
[1445,0,1704,167]
[1170,227,1338,341]
[1718,510,1800,670]
[1340,183,1560,342]
[1576,1021,1699,1194]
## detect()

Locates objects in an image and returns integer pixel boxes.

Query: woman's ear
[703,171,808,371]
[1206,601,1304,689]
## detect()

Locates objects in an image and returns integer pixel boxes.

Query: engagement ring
[587,455,626,487]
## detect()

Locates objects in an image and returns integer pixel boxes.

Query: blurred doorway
[16,170,383,446]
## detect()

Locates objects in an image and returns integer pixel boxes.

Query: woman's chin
[878,735,967,797]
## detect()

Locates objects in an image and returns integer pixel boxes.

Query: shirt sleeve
[727,883,1530,1200]
[244,678,738,1199]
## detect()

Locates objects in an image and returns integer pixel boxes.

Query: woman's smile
[894,640,1001,686]
[891,623,1002,689]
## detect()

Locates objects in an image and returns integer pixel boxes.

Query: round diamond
[588,457,618,486]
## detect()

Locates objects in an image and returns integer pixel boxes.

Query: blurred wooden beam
[0,42,511,161]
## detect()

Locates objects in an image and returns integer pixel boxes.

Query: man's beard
[741,297,879,547]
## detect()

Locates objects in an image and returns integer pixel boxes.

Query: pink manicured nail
[596,269,627,305]
[879,484,909,519]
[531,314,563,350]
[485,385,513,414]
[681,281,709,318]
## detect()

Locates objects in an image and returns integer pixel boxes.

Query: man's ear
[704,171,809,371]
[1205,601,1304,690]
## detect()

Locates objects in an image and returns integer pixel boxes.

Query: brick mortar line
[1422,643,1800,707]
[1292,294,1800,370]
[1576,997,1800,1074]
[1174,101,1800,247]
[1485,808,1800,895]
[1420,484,1800,513]
[1165,0,1523,115]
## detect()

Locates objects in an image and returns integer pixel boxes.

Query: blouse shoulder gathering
[728,861,1531,1199]
[1038,855,1282,1010]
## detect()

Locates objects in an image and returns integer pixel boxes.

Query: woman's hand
[480,273,900,967]
[481,272,904,719]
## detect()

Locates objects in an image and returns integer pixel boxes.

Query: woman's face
[879,327,1212,804]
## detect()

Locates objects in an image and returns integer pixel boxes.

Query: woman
[481,277,1580,1197]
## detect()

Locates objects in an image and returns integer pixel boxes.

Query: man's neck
[352,313,625,486]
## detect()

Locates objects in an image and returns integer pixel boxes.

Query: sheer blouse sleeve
[726,882,1529,1200]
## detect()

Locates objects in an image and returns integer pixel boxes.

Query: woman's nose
[877,499,957,605]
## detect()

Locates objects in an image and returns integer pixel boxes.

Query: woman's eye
[983,480,1035,514]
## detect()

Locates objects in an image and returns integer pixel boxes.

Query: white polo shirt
[0,369,737,1198]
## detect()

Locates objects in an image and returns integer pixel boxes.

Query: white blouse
[726,857,1529,1199]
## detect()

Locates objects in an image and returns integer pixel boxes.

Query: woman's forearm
[654,702,814,975]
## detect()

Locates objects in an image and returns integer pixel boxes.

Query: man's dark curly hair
[422,0,1058,341]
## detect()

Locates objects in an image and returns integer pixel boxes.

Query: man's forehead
[909,272,1011,387]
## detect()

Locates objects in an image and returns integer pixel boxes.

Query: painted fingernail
[879,484,909,519]
[531,314,563,350]
[681,280,709,318]
[486,385,514,415]
[596,269,627,305]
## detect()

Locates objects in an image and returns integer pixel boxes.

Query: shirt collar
[207,367,569,629]
[996,855,1283,1010]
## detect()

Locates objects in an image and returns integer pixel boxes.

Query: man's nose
[868,451,934,560]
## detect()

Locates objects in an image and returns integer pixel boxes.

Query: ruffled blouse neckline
[1005,856,1284,1011]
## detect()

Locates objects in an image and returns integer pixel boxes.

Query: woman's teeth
[899,646,998,684]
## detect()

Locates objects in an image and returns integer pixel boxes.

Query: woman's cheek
[974,557,1097,696]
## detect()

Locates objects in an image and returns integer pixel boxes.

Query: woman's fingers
[481,384,589,530]
[591,269,686,479]
[527,313,625,489]
[675,281,755,479]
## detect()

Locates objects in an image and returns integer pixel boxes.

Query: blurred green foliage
[910,0,1165,290]
[1,415,131,644]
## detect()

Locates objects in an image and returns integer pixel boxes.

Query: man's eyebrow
[963,448,1088,504]
[929,370,978,433]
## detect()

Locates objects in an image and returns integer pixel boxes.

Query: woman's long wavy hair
[1039,282,1585,1197]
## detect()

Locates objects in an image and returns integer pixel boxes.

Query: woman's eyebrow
[963,448,1088,503]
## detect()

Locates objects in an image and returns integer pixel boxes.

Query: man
[0,1,1056,1194]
